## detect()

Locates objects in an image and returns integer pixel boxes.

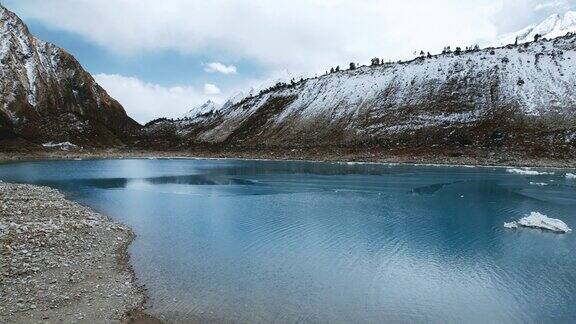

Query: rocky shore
[1,147,576,169]
[0,183,156,323]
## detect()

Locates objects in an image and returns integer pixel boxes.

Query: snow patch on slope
[1,3,62,108]
[42,142,79,151]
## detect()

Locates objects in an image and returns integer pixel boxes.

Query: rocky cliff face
[143,34,576,159]
[0,4,139,149]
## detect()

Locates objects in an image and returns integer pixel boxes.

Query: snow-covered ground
[504,212,572,233]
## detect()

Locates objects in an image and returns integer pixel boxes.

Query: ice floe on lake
[506,168,554,176]
[504,212,572,233]
[529,182,548,186]
[503,222,519,229]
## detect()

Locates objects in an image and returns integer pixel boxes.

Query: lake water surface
[1,159,575,322]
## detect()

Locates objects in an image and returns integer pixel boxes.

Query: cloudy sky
[3,0,575,123]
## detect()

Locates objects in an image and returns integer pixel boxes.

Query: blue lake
[1,159,575,322]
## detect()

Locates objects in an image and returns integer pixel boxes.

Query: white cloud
[8,0,501,74]
[204,62,237,74]
[203,83,221,95]
[491,0,575,33]
[94,74,222,123]
[534,1,567,11]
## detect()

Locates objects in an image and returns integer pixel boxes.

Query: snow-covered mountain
[222,91,250,109]
[0,4,139,149]
[182,100,221,119]
[495,11,576,46]
[4,0,573,158]
[143,33,576,158]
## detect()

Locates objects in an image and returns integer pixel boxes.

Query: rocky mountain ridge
[0,4,139,150]
[2,3,575,161]
[142,32,576,159]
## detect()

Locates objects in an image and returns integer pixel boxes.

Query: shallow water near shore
[1,159,576,322]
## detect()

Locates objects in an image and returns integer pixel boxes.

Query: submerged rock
[504,212,572,233]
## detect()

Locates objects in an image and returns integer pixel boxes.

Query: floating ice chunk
[566,173,576,180]
[506,168,554,175]
[518,212,572,233]
[529,182,548,186]
[504,212,572,233]
[503,222,518,229]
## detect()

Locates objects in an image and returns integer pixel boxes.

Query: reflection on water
[144,175,256,186]
[411,181,464,195]
[44,174,257,190]
[0,159,575,323]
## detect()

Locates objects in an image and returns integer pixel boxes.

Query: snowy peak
[0,2,34,42]
[182,90,258,120]
[1,3,52,107]
[0,4,139,147]
[529,11,576,39]
[182,100,221,119]
[496,11,576,46]
[221,90,256,110]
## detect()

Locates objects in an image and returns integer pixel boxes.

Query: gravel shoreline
[1,148,576,168]
[0,183,157,323]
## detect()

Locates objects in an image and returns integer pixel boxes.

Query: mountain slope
[0,4,140,149]
[496,11,576,46]
[143,34,576,159]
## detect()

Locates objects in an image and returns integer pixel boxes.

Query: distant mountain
[142,33,576,159]
[182,100,220,119]
[495,11,576,46]
[0,4,139,150]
